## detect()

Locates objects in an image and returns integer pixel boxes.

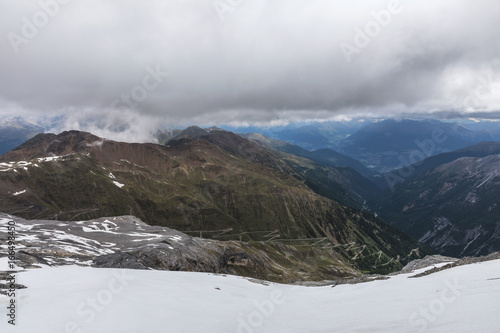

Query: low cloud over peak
[1,0,500,139]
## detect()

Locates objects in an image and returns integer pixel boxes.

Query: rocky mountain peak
[168,126,209,143]
[0,130,102,162]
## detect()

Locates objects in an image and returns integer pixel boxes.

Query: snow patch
[113,181,125,188]
[168,235,182,242]
[13,189,26,196]
[37,155,65,162]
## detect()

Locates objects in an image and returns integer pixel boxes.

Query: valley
[1,118,499,332]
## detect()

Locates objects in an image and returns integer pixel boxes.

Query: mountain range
[222,119,370,151]
[1,118,499,264]
[373,142,500,257]
[238,132,379,208]
[0,128,424,277]
[227,118,500,173]
[338,119,500,172]
[0,117,44,156]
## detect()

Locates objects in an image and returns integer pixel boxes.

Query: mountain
[382,141,500,189]
[241,133,376,178]
[155,128,183,144]
[241,133,380,208]
[0,130,424,274]
[338,119,496,172]
[167,126,210,142]
[373,142,500,257]
[0,116,44,156]
[286,158,380,210]
[223,119,370,151]
[459,120,500,141]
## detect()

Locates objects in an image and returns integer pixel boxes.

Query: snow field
[0,259,499,332]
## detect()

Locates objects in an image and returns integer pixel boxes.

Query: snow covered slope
[1,259,499,332]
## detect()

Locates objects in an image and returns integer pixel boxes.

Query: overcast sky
[1,0,500,140]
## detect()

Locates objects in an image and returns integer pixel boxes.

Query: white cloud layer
[1,0,500,139]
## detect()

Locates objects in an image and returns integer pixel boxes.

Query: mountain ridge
[373,142,500,257]
[0,129,425,274]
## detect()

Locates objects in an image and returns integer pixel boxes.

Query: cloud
[1,0,499,139]
[49,107,165,143]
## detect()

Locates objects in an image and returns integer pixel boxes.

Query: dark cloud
[1,0,499,140]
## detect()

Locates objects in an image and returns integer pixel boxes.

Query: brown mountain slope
[0,130,424,273]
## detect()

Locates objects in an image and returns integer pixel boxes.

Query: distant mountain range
[240,133,380,208]
[0,129,423,275]
[382,141,500,188]
[337,119,498,172]
[240,133,376,178]
[222,119,370,151]
[0,116,44,156]
[372,142,500,257]
[222,119,500,173]
[1,117,499,261]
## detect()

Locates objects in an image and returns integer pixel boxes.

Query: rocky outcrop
[408,252,500,278]
[0,213,362,283]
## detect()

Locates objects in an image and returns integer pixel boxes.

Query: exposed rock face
[0,213,364,283]
[406,252,500,278]
[374,145,500,257]
[400,255,457,274]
